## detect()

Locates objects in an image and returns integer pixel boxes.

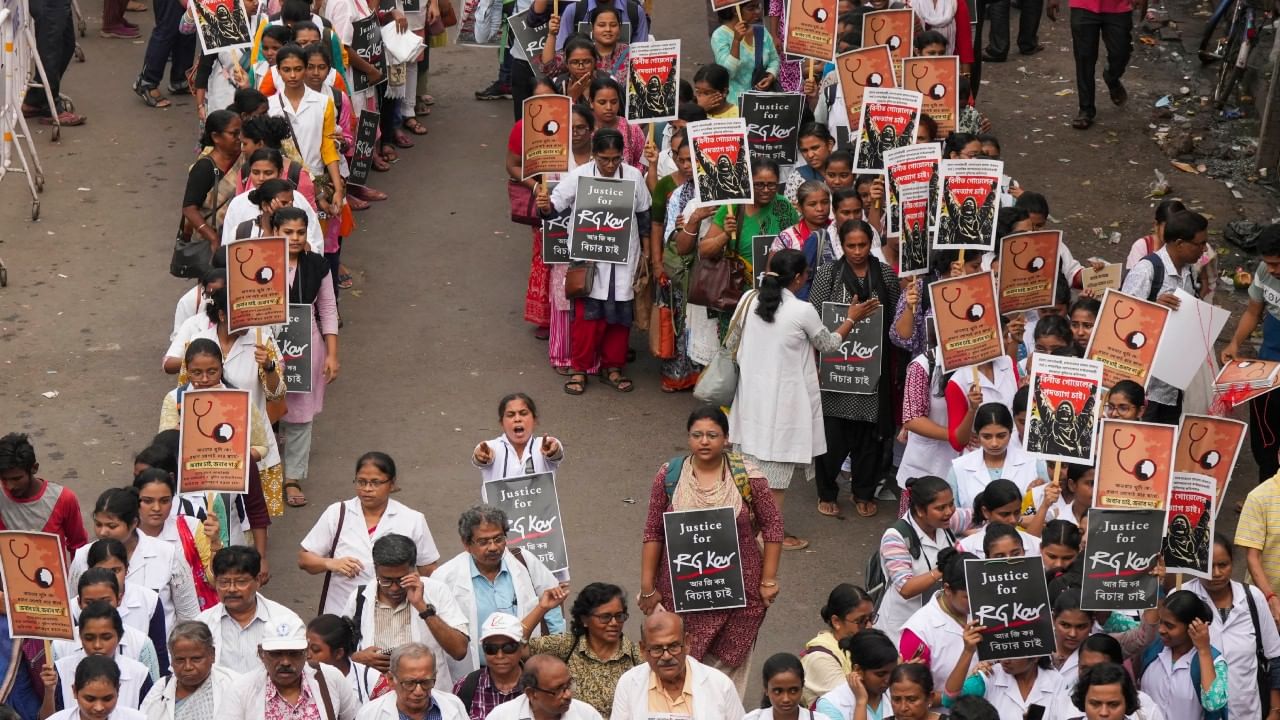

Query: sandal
[855,500,879,518]
[554,366,573,376]
[371,155,391,172]
[415,96,430,115]
[337,273,354,289]
[600,368,634,392]
[133,80,172,108]
[783,535,810,551]
[564,373,587,395]
[381,145,399,163]
[1071,113,1093,130]
[283,481,308,507]
[403,117,428,135]
[817,501,844,518]
[392,130,414,148]
[533,327,549,340]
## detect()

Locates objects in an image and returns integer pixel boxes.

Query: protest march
[11,0,1280,717]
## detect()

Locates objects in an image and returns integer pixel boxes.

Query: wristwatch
[419,604,437,620]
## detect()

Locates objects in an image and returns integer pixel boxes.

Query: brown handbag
[564,261,596,299]
[688,250,746,312]
[439,0,458,27]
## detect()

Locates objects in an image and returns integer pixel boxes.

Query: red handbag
[508,180,541,227]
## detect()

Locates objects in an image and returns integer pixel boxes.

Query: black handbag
[169,221,214,279]
[750,26,780,91]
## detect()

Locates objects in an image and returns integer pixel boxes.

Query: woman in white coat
[47,655,147,720]
[944,620,1063,717]
[140,622,241,720]
[728,248,869,545]
[945,403,1046,510]
[898,548,978,696]
[219,151,323,252]
[472,393,564,502]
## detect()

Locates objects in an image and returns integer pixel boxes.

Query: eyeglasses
[533,680,576,697]
[375,576,404,588]
[688,431,722,441]
[752,182,779,190]
[848,613,878,627]
[483,641,521,655]
[470,535,507,548]
[215,577,255,591]
[589,611,629,624]
[1104,403,1136,415]
[568,58,595,67]
[353,478,391,488]
[644,642,684,658]
[395,677,436,691]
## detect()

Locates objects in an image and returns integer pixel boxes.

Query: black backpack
[865,518,955,609]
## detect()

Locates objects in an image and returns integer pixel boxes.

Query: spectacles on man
[532,680,576,697]
[470,535,506,548]
[375,575,405,588]
[215,577,254,591]
[483,641,521,655]
[589,611,629,624]
[395,677,435,691]
[645,641,684,658]
[568,58,594,67]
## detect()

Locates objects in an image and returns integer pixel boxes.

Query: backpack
[662,453,753,507]
[865,518,956,610]
[1137,640,1228,720]
[1139,252,1166,303]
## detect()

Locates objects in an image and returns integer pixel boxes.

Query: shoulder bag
[688,245,747,311]
[313,664,338,720]
[509,180,542,226]
[693,290,757,406]
[564,261,596,299]
[170,158,224,279]
[316,502,347,615]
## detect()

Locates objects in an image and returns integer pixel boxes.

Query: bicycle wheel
[1200,0,1238,63]
[1213,21,1247,105]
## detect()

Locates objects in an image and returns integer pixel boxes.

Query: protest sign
[350,13,387,92]
[347,111,381,188]
[934,159,1003,251]
[522,95,572,180]
[1174,414,1246,503]
[688,118,754,206]
[884,142,940,240]
[997,231,1061,313]
[508,9,550,74]
[179,388,251,494]
[783,0,839,62]
[711,0,751,7]
[191,0,253,55]
[1094,419,1176,510]
[1151,288,1229,391]
[852,88,922,171]
[576,20,632,43]
[1081,509,1164,611]
[0,531,73,640]
[902,55,959,136]
[834,46,896,130]
[226,236,287,332]
[929,271,1003,373]
[664,507,747,612]
[627,41,680,124]
[862,9,913,81]
[1081,262,1122,294]
[570,176,635,264]
[1163,472,1215,579]
[819,304,883,394]
[897,185,931,277]
[541,208,573,265]
[281,304,313,394]
[741,93,805,165]
[964,556,1055,662]
[1084,289,1171,390]
[1024,355,1104,466]
[751,234,777,288]
[484,472,569,575]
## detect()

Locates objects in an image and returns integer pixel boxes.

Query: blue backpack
[1137,640,1227,720]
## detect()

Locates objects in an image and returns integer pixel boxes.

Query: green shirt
[652,174,681,230]
[712,197,800,275]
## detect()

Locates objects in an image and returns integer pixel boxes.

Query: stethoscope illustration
[528,103,561,136]
[940,286,985,322]
[909,63,947,100]
[233,246,275,285]
[868,17,902,51]
[802,0,830,24]
[1111,301,1148,350]
[841,58,885,89]
[192,397,236,443]
[1233,360,1269,380]
[1009,239,1046,273]
[1186,423,1222,470]
[9,539,56,588]
[1113,428,1157,481]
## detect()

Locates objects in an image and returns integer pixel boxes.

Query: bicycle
[1198,0,1272,107]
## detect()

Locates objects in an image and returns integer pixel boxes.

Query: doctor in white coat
[487,655,602,720]
[354,644,469,720]
[611,613,744,720]
[225,634,357,720]
[472,393,564,502]
[945,403,1046,510]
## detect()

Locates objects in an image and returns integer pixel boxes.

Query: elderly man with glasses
[197,546,304,673]
[486,654,602,720]
[355,643,469,720]
[610,613,743,720]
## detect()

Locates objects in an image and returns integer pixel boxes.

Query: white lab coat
[473,435,564,500]
[611,657,744,720]
[972,664,1063,719]
[267,87,336,179]
[900,592,976,696]
[945,354,1021,425]
[1139,646,1212,720]
[949,443,1042,510]
[878,513,962,645]
[192,326,284,474]
[70,583,160,636]
[219,188,324,254]
[956,526,1042,559]
[69,532,199,633]
[1188,579,1280,720]
[140,665,243,720]
[340,577,470,689]
[355,689,470,720]
[1044,687,1165,720]
[55,653,151,710]
[226,664,358,720]
[173,285,203,341]
[546,161,652,302]
[48,709,146,720]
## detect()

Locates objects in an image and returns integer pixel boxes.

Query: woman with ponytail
[729,249,867,549]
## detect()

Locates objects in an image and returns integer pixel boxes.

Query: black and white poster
[688,118,754,206]
[350,13,387,92]
[484,472,569,575]
[347,110,381,187]
[281,304,313,394]
[1081,509,1165,611]
[626,40,680,123]
[569,176,635,264]
[964,556,1056,662]
[541,207,572,265]
[751,234,776,288]
[740,92,804,165]
[1162,472,1215,580]
[1024,355,1104,466]
[663,506,747,613]
[191,0,253,55]
[819,304,883,394]
[508,9,551,77]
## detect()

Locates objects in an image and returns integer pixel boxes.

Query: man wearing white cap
[355,643,469,720]
[226,632,358,720]
[485,655,602,720]
[197,546,306,674]
[454,614,526,720]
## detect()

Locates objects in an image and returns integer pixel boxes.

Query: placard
[281,304,313,394]
[541,208,572,265]
[902,56,959,136]
[1094,419,1176,510]
[350,13,387,92]
[834,46,896,132]
[1163,472,1215,579]
[522,95,572,180]
[688,118,754,206]
[997,231,1061,313]
[1083,289,1171,390]
[853,88,922,171]
[934,159,1003,251]
[347,110,381,188]
[819,304,883,394]
[711,0,751,8]
[928,271,1003,373]
[192,0,253,55]
[508,9,550,74]
[225,236,288,332]
[626,41,680,124]
[1081,262,1122,294]
[576,20,632,43]
[1081,509,1165,611]
[1174,414,1246,503]
[569,176,636,264]
[178,388,252,494]
[1024,354,1104,466]
[783,0,839,62]
[897,184,931,277]
[964,556,1055,662]
[884,142,940,240]
[484,472,569,575]
[751,234,777,288]
[741,92,805,165]
[861,9,913,82]
[1150,288,1230,391]
[663,507,747,612]
[0,531,73,641]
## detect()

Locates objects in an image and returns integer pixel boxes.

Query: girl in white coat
[944,622,1063,718]
[47,656,147,720]
[745,653,815,720]
[898,549,978,696]
[814,630,898,720]
[955,480,1042,559]
[896,347,972,515]
[1044,635,1166,720]
[946,403,1047,510]
[472,393,564,501]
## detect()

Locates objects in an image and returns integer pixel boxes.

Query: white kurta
[546,161,652,302]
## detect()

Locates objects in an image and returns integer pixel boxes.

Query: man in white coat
[433,505,565,681]
[225,634,358,720]
[355,643,469,720]
[485,655,602,720]
[196,546,306,674]
[611,613,744,720]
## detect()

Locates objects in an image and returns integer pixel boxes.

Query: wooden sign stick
[735,4,743,22]
[808,59,816,83]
